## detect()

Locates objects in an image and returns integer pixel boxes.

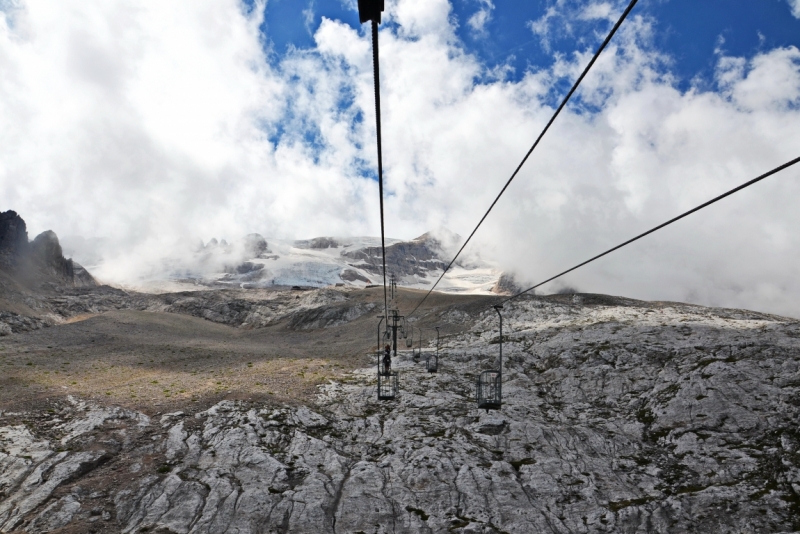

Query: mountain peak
[0,210,96,287]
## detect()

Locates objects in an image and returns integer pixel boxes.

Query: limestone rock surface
[1,295,799,533]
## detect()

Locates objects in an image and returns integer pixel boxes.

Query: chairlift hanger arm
[494,306,503,378]
[359,0,389,321]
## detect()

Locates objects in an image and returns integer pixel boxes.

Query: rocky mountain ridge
[184,232,487,292]
[1,293,799,533]
[0,211,95,289]
[62,228,505,294]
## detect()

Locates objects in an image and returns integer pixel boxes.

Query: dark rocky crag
[0,210,96,288]
[491,272,523,295]
[243,233,270,258]
[291,236,343,250]
[0,211,29,266]
[342,232,448,278]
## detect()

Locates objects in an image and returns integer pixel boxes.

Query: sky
[1,0,800,316]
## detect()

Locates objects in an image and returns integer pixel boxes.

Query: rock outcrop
[30,230,76,282]
[1,294,798,532]
[491,273,522,296]
[0,211,29,266]
[296,237,340,249]
[340,268,371,284]
[0,210,96,288]
[342,233,448,278]
[244,233,270,258]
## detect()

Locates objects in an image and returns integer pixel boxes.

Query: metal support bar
[494,305,503,381]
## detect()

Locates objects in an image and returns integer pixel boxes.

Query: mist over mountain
[61,228,508,295]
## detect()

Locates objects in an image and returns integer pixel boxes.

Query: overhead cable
[407,0,640,318]
[501,156,800,305]
[368,16,389,320]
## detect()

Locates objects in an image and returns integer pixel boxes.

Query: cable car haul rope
[359,0,389,322]
[357,0,799,410]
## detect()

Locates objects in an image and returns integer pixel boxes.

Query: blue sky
[258,0,800,91]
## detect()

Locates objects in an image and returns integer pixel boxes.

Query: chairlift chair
[476,370,501,410]
[426,352,438,373]
[376,350,399,400]
[476,306,504,411]
[375,315,398,400]
[378,361,398,400]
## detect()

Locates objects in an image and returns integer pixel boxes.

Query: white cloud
[527,1,630,51]
[718,47,800,110]
[1,0,800,319]
[302,0,316,34]
[467,0,494,36]
[789,0,800,18]
[578,2,614,21]
[527,5,561,52]
[474,43,800,317]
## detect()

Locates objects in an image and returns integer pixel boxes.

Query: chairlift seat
[378,371,399,400]
[476,370,501,410]
[426,353,438,373]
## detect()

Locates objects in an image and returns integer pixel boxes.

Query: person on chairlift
[383,344,391,374]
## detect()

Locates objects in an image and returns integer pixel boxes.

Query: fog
[1,0,799,317]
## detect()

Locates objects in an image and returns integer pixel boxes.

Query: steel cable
[371,19,389,320]
[407,0,639,318]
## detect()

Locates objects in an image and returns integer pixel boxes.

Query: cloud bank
[790,0,800,18]
[1,0,800,318]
